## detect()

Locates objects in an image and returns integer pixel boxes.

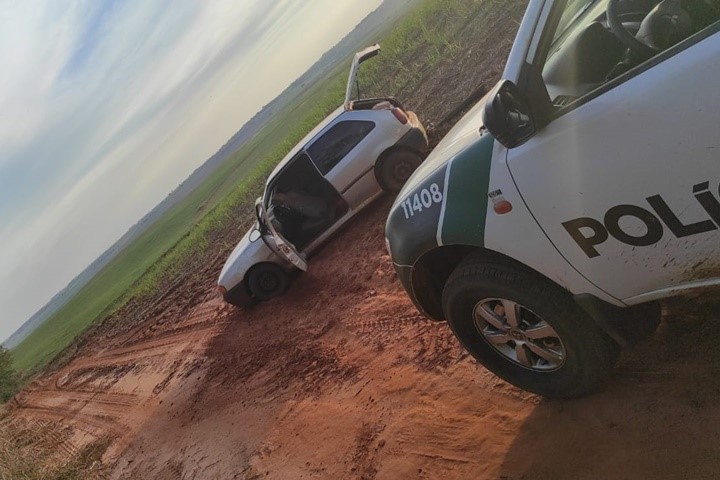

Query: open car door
[256,200,308,272]
[344,44,381,110]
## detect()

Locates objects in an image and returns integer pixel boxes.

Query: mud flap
[574,294,661,348]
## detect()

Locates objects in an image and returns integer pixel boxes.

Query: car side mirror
[482,80,536,149]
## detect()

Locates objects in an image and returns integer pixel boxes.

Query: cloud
[0,0,382,341]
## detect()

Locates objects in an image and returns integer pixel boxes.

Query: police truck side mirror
[482,80,536,149]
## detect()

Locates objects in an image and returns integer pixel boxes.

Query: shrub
[0,347,19,403]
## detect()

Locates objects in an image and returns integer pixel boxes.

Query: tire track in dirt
[13,295,229,458]
[23,390,140,409]
[17,406,129,437]
[25,417,81,459]
[64,322,218,371]
[117,297,223,347]
[344,295,467,372]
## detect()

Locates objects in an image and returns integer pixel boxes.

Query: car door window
[307,121,375,175]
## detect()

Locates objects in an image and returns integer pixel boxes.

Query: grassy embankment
[10,0,497,376]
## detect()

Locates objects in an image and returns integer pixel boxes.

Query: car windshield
[541,0,720,104]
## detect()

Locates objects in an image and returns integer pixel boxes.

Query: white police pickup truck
[385,0,720,397]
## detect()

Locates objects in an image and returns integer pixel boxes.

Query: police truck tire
[376,149,423,194]
[442,256,620,397]
[247,263,289,301]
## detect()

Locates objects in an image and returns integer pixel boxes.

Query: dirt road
[11,199,720,479]
[9,3,720,478]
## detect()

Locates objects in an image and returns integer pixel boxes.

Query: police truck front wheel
[442,256,620,397]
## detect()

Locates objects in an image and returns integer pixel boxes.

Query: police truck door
[505,12,720,304]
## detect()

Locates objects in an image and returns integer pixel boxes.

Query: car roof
[265,44,383,189]
[265,105,346,187]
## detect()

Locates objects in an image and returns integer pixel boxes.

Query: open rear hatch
[344,44,406,112]
[344,44,380,110]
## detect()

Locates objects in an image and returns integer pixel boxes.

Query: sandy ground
[9,3,720,479]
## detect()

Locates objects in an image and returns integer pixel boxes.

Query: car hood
[397,89,492,198]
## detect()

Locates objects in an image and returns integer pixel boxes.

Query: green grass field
[10,0,504,376]
[9,70,349,374]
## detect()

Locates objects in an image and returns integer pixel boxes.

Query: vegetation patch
[0,348,19,403]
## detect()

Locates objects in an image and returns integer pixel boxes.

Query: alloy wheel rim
[472,298,566,371]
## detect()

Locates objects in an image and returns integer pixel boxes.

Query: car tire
[247,263,290,301]
[376,149,423,194]
[442,255,620,397]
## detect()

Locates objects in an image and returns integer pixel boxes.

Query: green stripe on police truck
[440,134,494,246]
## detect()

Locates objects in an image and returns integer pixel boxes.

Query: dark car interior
[265,153,348,251]
[542,0,720,105]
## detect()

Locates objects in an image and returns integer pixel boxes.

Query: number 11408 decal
[400,183,443,219]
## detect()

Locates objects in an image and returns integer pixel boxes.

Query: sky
[0,0,383,342]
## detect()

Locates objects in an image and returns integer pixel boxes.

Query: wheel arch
[244,261,292,296]
[412,245,659,348]
[411,245,559,320]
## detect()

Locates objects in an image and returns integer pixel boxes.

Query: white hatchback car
[385,0,720,396]
[218,45,427,306]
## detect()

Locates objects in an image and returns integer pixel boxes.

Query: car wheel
[247,263,290,301]
[442,255,620,397]
[376,149,423,194]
